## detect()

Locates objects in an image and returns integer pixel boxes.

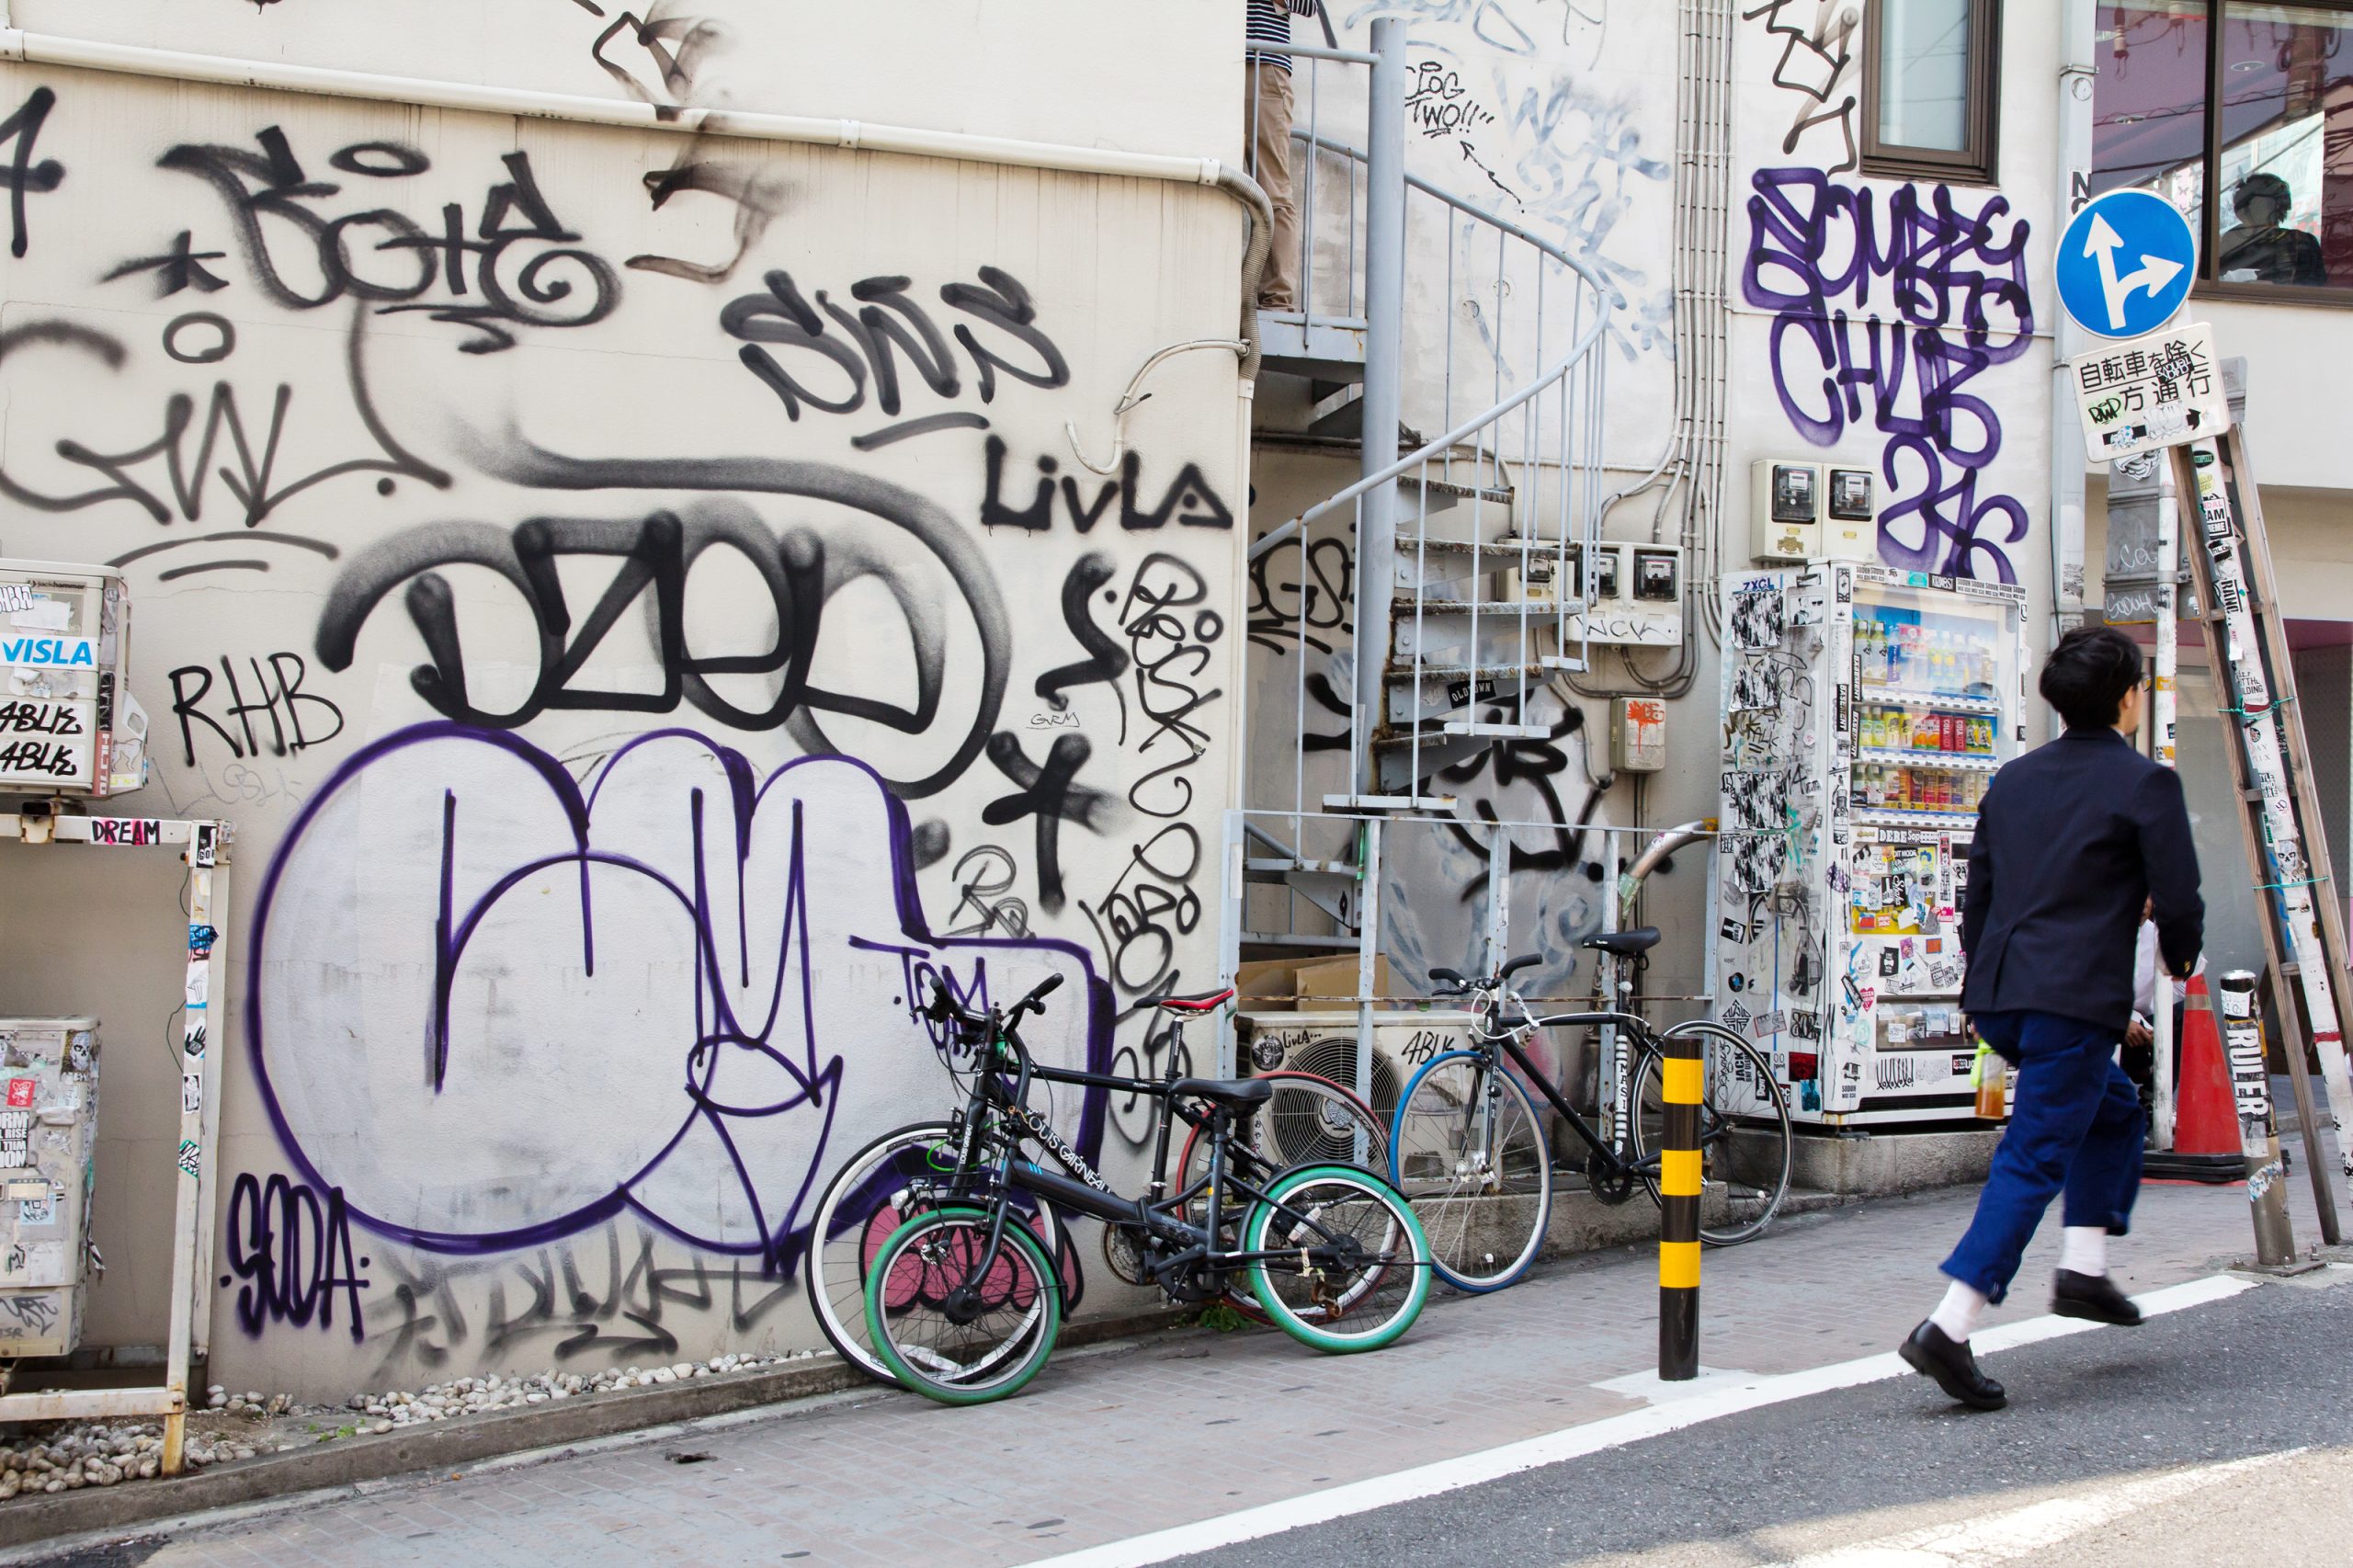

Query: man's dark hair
[2040,626,2143,732]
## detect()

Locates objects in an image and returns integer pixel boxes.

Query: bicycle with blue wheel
[1390,929,1794,1293]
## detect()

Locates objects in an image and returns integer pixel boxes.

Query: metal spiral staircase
[1226,20,1622,997]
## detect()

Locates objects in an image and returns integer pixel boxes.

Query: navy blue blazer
[1960,726,2203,1033]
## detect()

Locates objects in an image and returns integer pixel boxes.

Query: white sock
[1929,1279,1988,1343]
[2061,1226,2109,1278]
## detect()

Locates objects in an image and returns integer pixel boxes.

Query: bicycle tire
[1631,1023,1793,1245]
[865,1206,1062,1405]
[806,1121,1065,1384]
[1388,1051,1552,1292]
[1245,1165,1429,1354]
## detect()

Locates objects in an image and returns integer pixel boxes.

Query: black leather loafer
[2052,1268,2143,1326]
[1900,1320,2007,1410]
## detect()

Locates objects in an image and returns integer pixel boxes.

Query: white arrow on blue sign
[2055,189,2198,340]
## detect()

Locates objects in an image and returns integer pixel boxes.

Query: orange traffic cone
[2146,974,2242,1183]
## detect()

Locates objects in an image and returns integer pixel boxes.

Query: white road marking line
[1018,1274,2256,1568]
[1755,1447,2304,1566]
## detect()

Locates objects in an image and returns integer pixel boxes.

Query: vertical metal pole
[162,831,220,1477]
[1349,17,1406,796]
[2151,460,2180,1148]
[2048,0,2096,635]
[2218,971,2296,1266]
[1659,1030,1702,1381]
[1355,817,1384,1110]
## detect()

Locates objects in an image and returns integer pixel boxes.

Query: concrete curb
[0,1306,1193,1555]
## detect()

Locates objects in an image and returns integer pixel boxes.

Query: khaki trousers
[1247,61,1300,310]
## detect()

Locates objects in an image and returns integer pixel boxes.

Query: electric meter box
[0,561,150,798]
[1824,466,1880,561]
[0,1017,102,1358]
[1609,696,1667,772]
[1502,540,1685,647]
[1751,460,1823,563]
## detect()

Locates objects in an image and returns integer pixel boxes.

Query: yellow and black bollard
[1658,1032,1701,1381]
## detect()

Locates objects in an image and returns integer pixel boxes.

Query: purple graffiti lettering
[1743,169,2034,582]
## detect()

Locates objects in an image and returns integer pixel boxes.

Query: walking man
[1245,0,1317,310]
[1902,626,2202,1409]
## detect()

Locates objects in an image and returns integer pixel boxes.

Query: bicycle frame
[1454,980,1664,1183]
[924,1006,1388,1314]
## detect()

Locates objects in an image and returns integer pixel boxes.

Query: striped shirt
[1247,0,1316,74]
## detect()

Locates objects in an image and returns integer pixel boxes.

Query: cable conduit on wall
[0,23,1273,369]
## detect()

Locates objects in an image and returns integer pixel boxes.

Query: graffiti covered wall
[1731,0,2055,585]
[0,2,1245,1393]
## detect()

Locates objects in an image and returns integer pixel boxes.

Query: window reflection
[2214,4,2349,288]
[2092,3,2211,248]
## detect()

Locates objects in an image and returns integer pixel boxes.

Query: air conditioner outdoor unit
[0,562,151,798]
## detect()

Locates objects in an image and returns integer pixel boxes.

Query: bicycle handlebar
[1428,952,1543,994]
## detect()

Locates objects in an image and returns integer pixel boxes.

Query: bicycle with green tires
[860,973,1430,1404]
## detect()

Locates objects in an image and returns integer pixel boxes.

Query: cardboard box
[1232,955,1393,1010]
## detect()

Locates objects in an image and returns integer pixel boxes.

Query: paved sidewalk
[43,1167,2339,1568]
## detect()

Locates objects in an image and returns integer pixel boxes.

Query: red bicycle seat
[1154,986,1235,1014]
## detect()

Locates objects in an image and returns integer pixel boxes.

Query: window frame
[2190,0,2353,307]
[1861,0,2006,184]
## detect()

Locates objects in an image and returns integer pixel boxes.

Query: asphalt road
[1170,1267,2353,1568]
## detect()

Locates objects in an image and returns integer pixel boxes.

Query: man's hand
[2126,1016,2154,1051]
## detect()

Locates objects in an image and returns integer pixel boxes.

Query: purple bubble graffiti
[246,722,1112,1284]
[1743,168,2035,582]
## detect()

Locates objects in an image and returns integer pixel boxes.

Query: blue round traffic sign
[2054,189,2198,340]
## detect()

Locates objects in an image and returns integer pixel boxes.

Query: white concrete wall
[0,2,1246,1396]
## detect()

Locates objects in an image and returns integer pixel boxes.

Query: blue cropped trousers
[1941,1009,2145,1303]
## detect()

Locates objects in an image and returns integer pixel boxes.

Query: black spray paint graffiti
[361,1223,801,1374]
[1742,170,2035,583]
[223,1172,369,1344]
[1246,535,1354,655]
[318,465,1007,799]
[1743,0,1861,176]
[142,130,617,353]
[0,86,63,259]
[1066,553,1226,1145]
[941,845,1032,937]
[0,308,450,538]
[981,441,1234,534]
[722,267,1068,445]
[983,732,1121,915]
[168,653,347,767]
[1434,707,1607,900]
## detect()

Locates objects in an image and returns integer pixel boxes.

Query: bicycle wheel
[1389,1051,1552,1292]
[1245,1165,1429,1353]
[865,1207,1062,1405]
[1631,1023,1792,1245]
[806,1122,1064,1384]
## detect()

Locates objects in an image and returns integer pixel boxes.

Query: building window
[2094,1,2353,298]
[1864,0,2004,182]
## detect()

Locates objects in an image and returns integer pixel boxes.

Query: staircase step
[1443,721,1556,739]
[1389,595,1585,616]
[1242,857,1358,879]
[1400,475,1514,509]
[1395,536,1545,559]
[1382,661,1556,686]
[1257,311,1370,381]
[1321,792,1461,811]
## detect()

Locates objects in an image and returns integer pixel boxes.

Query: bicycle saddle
[1169,1076,1274,1110]
[1582,926,1660,957]
[1154,986,1235,1013]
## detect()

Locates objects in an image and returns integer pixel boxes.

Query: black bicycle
[859,973,1431,1404]
[1392,933,1794,1292]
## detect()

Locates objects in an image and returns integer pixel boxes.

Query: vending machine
[1712,562,2028,1125]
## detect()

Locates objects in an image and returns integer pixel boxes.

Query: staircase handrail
[1290,127,1623,306]
[1246,310,1610,562]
